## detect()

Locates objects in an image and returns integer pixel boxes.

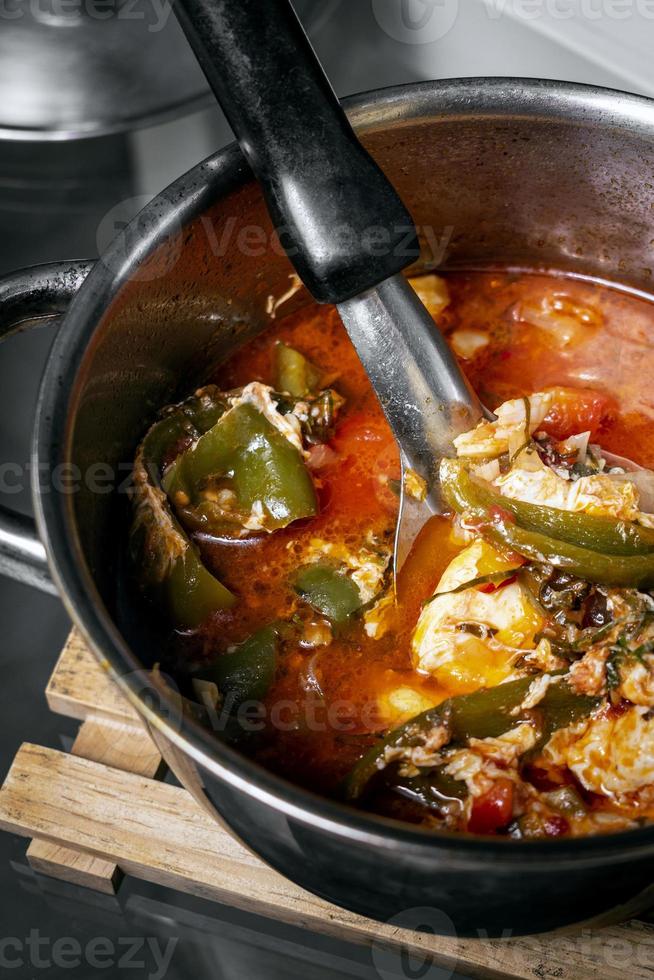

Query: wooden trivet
[1,630,654,979]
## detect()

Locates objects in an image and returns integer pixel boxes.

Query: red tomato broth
[173,270,654,813]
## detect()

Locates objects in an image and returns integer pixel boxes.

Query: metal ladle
[173,0,485,571]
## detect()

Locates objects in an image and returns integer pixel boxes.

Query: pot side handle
[0,260,94,595]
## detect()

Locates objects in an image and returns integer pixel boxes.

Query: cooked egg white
[408,274,450,319]
[364,592,396,639]
[544,707,654,798]
[616,654,654,707]
[443,723,538,797]
[494,446,642,522]
[517,294,602,349]
[453,391,554,460]
[455,390,654,526]
[450,329,489,360]
[411,539,542,694]
[228,382,305,455]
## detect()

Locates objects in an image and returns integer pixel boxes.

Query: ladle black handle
[173,0,419,303]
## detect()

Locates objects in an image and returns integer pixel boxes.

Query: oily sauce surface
[175,271,654,797]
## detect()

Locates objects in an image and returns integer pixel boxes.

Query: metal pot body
[13,79,654,937]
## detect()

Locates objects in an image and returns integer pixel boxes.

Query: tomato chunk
[541,386,614,440]
[468,779,514,835]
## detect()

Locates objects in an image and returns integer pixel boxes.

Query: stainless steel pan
[3,78,654,936]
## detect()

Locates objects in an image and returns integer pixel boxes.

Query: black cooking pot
[4,79,654,938]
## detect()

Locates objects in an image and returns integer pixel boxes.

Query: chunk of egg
[450,329,489,360]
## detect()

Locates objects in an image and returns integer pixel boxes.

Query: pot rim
[33,76,654,865]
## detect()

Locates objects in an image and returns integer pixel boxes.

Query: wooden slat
[29,628,164,892]
[3,743,654,980]
[26,844,121,895]
[72,715,163,777]
[26,715,164,893]
[45,629,136,723]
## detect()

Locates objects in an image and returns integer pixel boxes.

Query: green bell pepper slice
[441,458,654,588]
[274,342,321,398]
[344,675,600,801]
[442,458,654,556]
[140,386,228,467]
[130,387,236,629]
[294,563,363,624]
[166,545,236,629]
[197,625,278,708]
[164,402,318,533]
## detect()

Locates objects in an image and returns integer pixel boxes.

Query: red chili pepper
[478,573,518,594]
[468,779,514,834]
